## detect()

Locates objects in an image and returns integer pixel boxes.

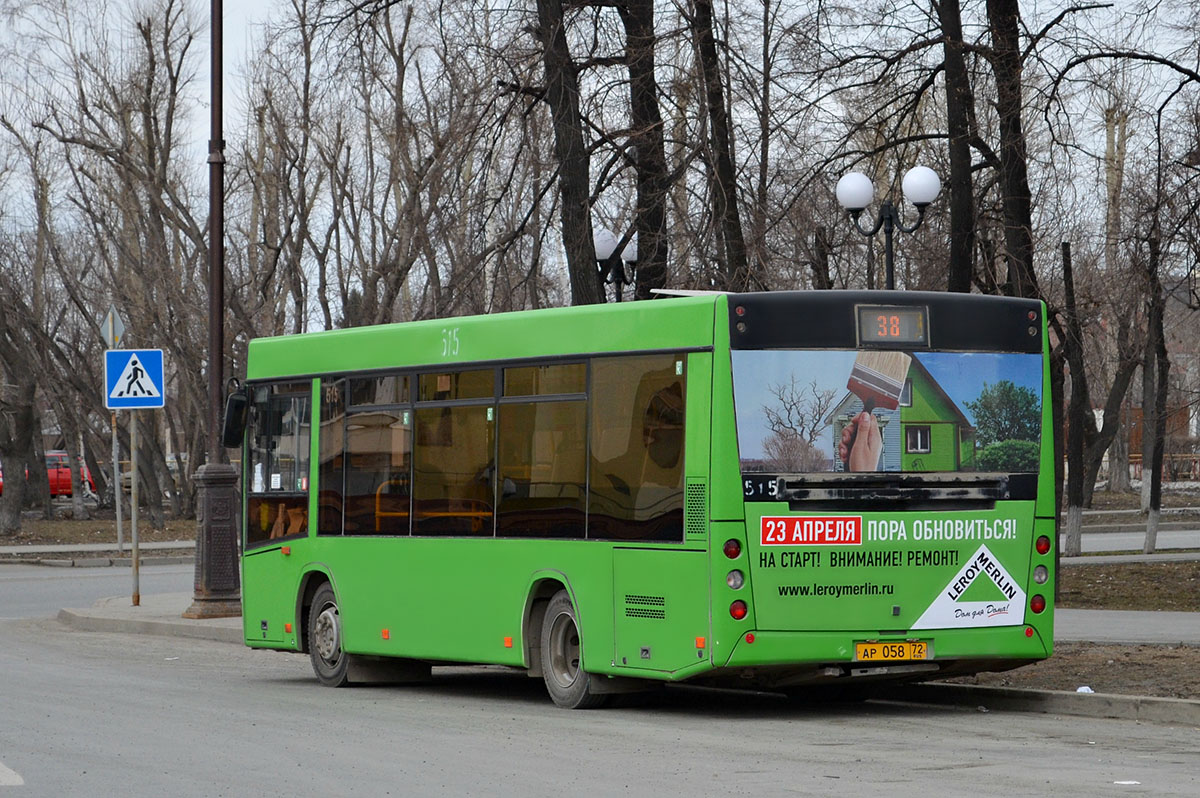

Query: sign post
[104,349,166,606]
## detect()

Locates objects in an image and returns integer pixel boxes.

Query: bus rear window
[732,350,1041,475]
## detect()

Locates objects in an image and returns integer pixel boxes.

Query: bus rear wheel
[309,583,349,687]
[541,590,607,709]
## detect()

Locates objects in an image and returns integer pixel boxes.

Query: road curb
[1,556,193,568]
[56,606,243,644]
[895,682,1200,726]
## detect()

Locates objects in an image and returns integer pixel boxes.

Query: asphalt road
[1066,527,1200,552]
[0,562,192,619]
[0,613,1196,796]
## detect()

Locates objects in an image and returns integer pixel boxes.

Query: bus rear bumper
[709,625,1051,689]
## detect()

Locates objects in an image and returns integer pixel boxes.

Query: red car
[0,451,96,497]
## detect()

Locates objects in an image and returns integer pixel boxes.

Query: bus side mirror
[222,389,249,449]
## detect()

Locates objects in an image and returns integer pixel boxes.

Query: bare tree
[760,376,837,472]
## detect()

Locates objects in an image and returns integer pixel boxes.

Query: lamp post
[184,0,240,619]
[593,227,637,301]
[835,166,942,290]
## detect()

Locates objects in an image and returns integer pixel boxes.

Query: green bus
[228,290,1054,708]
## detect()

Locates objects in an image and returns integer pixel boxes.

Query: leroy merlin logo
[911,544,1027,629]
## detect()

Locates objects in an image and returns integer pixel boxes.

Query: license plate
[854,640,930,662]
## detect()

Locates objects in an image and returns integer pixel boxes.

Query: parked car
[45,450,97,497]
[0,452,96,498]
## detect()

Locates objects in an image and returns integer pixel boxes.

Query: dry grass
[1,514,191,547]
[1059,561,1200,611]
[950,643,1200,700]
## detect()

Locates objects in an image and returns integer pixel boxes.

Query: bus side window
[413,404,495,536]
[245,381,312,549]
[588,355,685,541]
[496,400,586,538]
[344,407,411,535]
[317,379,346,536]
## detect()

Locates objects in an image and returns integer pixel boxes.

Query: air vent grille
[625,594,666,620]
[685,480,707,540]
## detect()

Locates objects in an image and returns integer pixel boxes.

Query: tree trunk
[620,0,670,300]
[810,225,833,290]
[30,418,52,520]
[939,0,976,293]
[1104,106,1132,494]
[690,0,751,289]
[1078,311,1138,510]
[1144,237,1169,553]
[1061,243,1086,556]
[63,423,91,521]
[0,382,37,536]
[534,0,603,305]
[986,0,1038,298]
[1140,329,1155,513]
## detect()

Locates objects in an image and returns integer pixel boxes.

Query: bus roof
[245,295,722,380]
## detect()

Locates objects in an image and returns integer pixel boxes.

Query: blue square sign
[105,349,165,409]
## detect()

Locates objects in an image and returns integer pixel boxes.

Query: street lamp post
[835,166,942,290]
[184,0,240,619]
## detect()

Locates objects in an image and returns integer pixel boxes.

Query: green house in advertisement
[900,357,976,472]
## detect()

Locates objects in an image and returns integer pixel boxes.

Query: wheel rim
[313,602,341,666]
[547,610,581,689]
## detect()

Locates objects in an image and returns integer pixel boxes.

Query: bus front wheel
[541,590,607,709]
[309,583,349,687]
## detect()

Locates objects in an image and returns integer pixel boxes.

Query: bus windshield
[732,349,1042,475]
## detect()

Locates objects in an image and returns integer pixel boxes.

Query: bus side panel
[242,545,303,649]
[1029,517,1055,654]
[322,538,619,671]
[684,352,713,545]
[611,548,709,675]
[708,296,743,522]
[707,520,753,666]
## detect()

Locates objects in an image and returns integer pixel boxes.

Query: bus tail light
[730,600,748,620]
[1033,565,1048,584]
[726,570,745,590]
[1030,594,1046,614]
[723,539,742,559]
[1035,535,1051,555]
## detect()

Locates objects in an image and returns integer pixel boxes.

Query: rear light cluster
[724,539,748,620]
[1030,534,1052,614]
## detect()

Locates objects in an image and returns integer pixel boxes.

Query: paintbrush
[840,350,911,470]
[846,350,911,412]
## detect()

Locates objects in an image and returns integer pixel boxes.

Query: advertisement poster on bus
[732,350,1042,476]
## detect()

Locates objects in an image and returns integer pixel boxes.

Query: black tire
[308,583,349,687]
[540,590,607,709]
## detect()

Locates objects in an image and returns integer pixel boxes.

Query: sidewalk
[0,540,194,567]
[0,540,194,556]
[59,592,241,644]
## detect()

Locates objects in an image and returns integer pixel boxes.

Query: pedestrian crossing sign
[105,349,165,409]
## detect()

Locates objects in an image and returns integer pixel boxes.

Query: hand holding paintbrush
[839,350,911,471]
